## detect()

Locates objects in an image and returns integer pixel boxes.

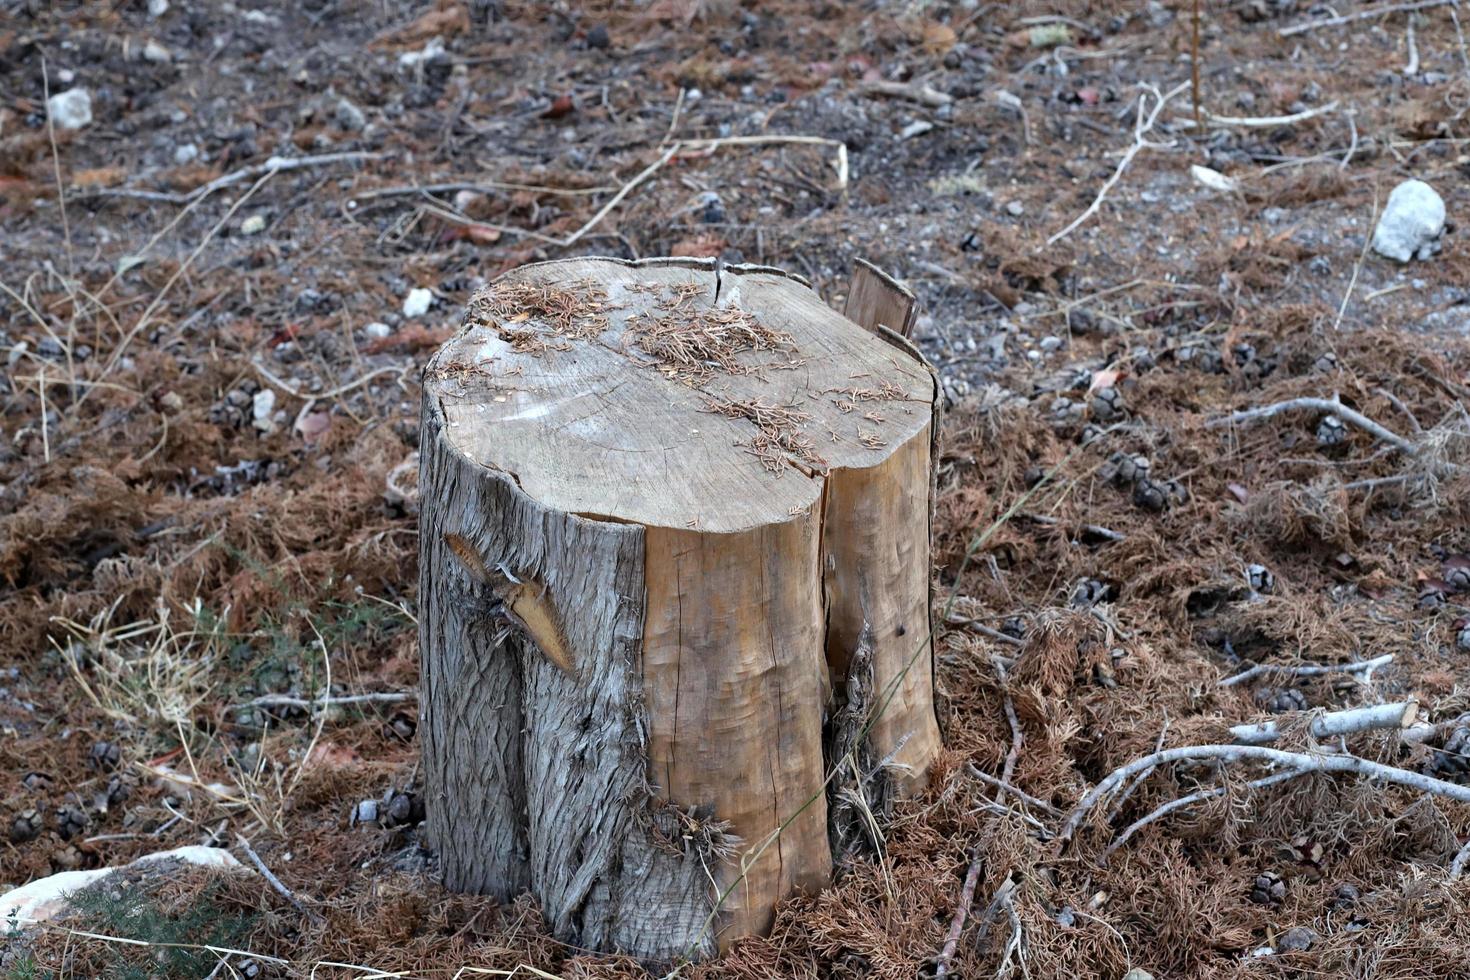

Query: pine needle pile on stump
[417,256,942,962]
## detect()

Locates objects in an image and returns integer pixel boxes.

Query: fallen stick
[1059,743,1470,844]
[934,848,984,979]
[968,764,1062,816]
[235,835,314,921]
[1206,396,1418,455]
[1279,0,1454,37]
[1451,837,1470,878]
[1219,653,1393,687]
[242,691,416,711]
[944,615,1026,647]
[1021,512,1127,542]
[1047,80,1190,246]
[1177,101,1339,129]
[1230,700,1418,745]
[857,79,953,107]
[1102,768,1307,860]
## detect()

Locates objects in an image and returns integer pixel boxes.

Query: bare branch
[1102,768,1308,860]
[1230,701,1418,745]
[1206,397,1418,455]
[1219,653,1393,688]
[1279,0,1454,37]
[1046,81,1191,247]
[1059,743,1470,844]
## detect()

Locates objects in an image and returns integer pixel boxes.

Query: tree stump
[418,256,941,962]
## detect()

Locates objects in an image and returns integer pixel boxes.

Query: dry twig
[934,847,984,979]
[1219,653,1393,687]
[1047,81,1190,246]
[1230,701,1418,745]
[1206,396,1418,455]
[1279,0,1454,37]
[1059,743,1470,844]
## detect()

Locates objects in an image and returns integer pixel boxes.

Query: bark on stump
[418,256,941,962]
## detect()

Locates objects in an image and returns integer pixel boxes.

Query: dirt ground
[4,0,1470,977]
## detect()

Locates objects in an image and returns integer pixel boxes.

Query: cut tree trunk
[418,256,942,963]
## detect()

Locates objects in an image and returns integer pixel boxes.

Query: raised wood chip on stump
[418,256,942,962]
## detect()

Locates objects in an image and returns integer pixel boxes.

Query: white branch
[1230,701,1418,745]
[1059,743,1470,843]
[1102,768,1308,860]
[1178,101,1339,129]
[1219,653,1393,688]
[1279,0,1454,37]
[1046,81,1190,247]
[1206,396,1418,455]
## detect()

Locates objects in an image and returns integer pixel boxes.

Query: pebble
[251,389,276,432]
[46,88,93,130]
[587,23,610,49]
[143,40,172,64]
[239,214,267,235]
[173,142,199,165]
[1122,971,1155,980]
[402,288,433,318]
[1372,179,1446,262]
[334,97,367,132]
[148,0,169,15]
[1006,200,1025,217]
[363,321,393,340]
[1039,335,1063,352]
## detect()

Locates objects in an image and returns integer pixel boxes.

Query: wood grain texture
[843,258,918,338]
[419,256,942,963]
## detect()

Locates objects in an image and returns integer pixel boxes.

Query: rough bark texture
[419,256,941,963]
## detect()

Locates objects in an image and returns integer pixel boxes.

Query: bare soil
[4,1,1470,978]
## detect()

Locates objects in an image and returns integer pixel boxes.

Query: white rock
[1372,179,1446,262]
[240,214,267,235]
[174,142,200,165]
[399,37,446,70]
[47,88,93,130]
[402,287,433,318]
[1006,200,1025,217]
[252,389,276,431]
[899,119,934,140]
[0,846,241,927]
[143,39,172,63]
[363,321,393,340]
[148,0,169,16]
[1190,164,1238,193]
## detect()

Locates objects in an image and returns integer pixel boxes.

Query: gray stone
[334,98,366,132]
[47,89,93,130]
[363,321,393,340]
[1372,179,1445,262]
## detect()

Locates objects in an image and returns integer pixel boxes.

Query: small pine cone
[1316,414,1348,446]
[385,712,417,742]
[1090,386,1125,422]
[1000,616,1029,640]
[1161,479,1190,507]
[90,741,122,772]
[1256,687,1308,713]
[1232,342,1256,367]
[1132,478,1168,512]
[1443,560,1470,592]
[10,808,43,843]
[1177,344,1224,374]
[382,790,425,828]
[21,771,52,792]
[55,804,88,841]
[1456,621,1470,652]
[1277,927,1316,953]
[1246,564,1275,594]
[1328,883,1360,911]
[1049,397,1085,427]
[1249,870,1287,905]
[1070,578,1110,608]
[1077,423,1106,447]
